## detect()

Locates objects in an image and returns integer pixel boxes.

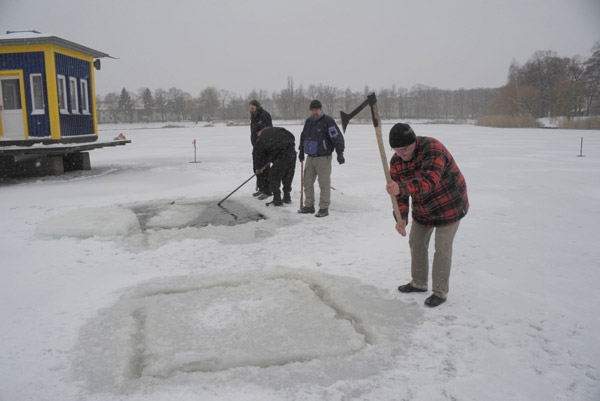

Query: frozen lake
[1,121,599,401]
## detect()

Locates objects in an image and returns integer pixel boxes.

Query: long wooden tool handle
[217,173,256,206]
[371,102,406,236]
[217,163,269,206]
[300,159,304,207]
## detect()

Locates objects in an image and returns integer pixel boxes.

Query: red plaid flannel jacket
[390,136,469,227]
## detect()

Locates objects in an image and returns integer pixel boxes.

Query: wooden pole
[369,97,406,236]
[217,173,256,206]
[217,163,269,206]
[300,159,304,207]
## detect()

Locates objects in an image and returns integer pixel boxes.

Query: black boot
[298,205,315,214]
[315,208,329,217]
[258,192,271,200]
[266,194,283,206]
[283,192,292,204]
[397,283,427,293]
[425,294,446,307]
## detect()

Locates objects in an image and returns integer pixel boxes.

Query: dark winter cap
[249,99,261,107]
[389,123,417,148]
[309,100,322,110]
[255,122,266,132]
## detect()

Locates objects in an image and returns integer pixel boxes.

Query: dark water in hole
[131,200,266,231]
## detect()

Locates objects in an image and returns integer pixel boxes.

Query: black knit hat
[389,123,416,148]
[309,100,322,110]
[249,99,261,107]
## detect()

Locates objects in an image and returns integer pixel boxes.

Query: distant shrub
[558,117,600,130]
[476,114,541,128]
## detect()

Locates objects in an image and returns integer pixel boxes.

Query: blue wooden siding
[0,51,50,138]
[55,53,94,136]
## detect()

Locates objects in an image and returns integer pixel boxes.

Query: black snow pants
[269,146,296,198]
[253,151,271,195]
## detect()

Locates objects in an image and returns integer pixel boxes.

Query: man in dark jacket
[385,123,469,307]
[249,100,273,200]
[297,100,345,217]
[253,127,296,206]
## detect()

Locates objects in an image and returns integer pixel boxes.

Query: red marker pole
[190,139,199,163]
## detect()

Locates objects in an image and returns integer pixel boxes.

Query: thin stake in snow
[577,137,586,157]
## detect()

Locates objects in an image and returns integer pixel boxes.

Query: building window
[69,77,79,114]
[29,73,45,114]
[80,79,90,114]
[57,75,68,114]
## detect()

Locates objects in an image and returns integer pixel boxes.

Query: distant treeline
[97,82,498,124]
[97,43,600,124]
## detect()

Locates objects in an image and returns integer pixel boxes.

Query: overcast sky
[1,0,599,97]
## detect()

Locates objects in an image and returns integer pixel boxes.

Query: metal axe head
[340,92,378,133]
[340,111,352,133]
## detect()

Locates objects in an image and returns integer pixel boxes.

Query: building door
[0,76,25,139]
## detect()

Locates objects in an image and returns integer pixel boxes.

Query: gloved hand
[337,152,345,165]
[298,151,305,162]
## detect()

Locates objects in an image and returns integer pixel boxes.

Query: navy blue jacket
[298,113,345,157]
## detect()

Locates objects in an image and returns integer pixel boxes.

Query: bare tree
[118,88,135,122]
[584,41,600,115]
[200,86,220,121]
[218,90,234,119]
[153,89,168,122]
[378,88,395,119]
[102,92,119,122]
[139,88,154,122]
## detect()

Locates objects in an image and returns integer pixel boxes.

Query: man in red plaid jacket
[385,123,469,307]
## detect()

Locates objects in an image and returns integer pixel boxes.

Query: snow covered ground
[1,121,599,401]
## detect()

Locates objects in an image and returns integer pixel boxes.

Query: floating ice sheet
[72,269,423,393]
[35,206,141,238]
[139,278,366,377]
[34,199,266,240]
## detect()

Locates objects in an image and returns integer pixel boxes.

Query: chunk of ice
[140,278,366,377]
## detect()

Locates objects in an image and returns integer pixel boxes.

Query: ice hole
[130,278,367,378]
[130,199,266,231]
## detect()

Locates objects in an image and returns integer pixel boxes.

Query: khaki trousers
[409,220,461,299]
[303,155,332,210]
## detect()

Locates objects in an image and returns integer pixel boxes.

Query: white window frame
[69,77,79,114]
[29,73,45,115]
[80,79,90,114]
[57,75,68,114]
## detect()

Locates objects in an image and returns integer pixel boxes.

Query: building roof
[0,30,114,59]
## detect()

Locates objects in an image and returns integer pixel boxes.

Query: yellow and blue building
[0,30,112,144]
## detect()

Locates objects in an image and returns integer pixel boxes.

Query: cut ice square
[139,278,366,377]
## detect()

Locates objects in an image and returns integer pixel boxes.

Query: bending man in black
[253,127,296,206]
